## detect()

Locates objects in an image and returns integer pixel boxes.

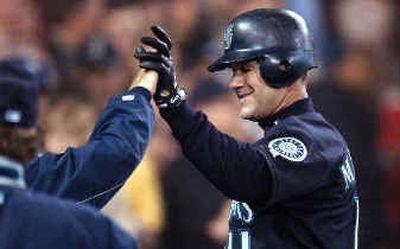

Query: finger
[134,46,146,58]
[135,45,162,59]
[141,36,170,57]
[134,49,170,65]
[135,45,162,56]
[139,61,168,74]
[151,26,172,49]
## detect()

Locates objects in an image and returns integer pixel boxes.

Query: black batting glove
[134,26,185,108]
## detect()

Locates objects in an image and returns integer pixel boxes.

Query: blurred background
[1,0,399,248]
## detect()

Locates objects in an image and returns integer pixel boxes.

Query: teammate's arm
[25,70,158,208]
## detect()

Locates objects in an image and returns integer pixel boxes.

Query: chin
[239,108,255,121]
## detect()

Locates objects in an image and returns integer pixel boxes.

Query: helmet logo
[224,24,234,50]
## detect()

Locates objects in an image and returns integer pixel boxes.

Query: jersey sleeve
[160,102,340,206]
[25,87,155,208]
[160,101,272,204]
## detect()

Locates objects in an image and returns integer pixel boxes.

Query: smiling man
[135,9,359,249]
[229,60,308,122]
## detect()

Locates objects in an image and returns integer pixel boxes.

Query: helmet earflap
[259,53,312,88]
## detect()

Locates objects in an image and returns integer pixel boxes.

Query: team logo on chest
[268,137,308,162]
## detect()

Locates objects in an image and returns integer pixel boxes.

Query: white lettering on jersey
[340,152,356,191]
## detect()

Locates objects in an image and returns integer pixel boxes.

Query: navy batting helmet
[0,58,40,128]
[208,8,317,88]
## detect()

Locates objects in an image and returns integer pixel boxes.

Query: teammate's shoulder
[3,188,132,249]
[12,189,107,222]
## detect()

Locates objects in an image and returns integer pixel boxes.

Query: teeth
[237,91,252,98]
[236,87,253,99]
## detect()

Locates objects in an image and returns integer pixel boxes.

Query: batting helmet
[208,8,317,88]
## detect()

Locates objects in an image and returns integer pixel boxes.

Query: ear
[301,72,308,82]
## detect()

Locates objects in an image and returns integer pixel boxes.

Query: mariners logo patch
[268,137,308,162]
[224,23,234,50]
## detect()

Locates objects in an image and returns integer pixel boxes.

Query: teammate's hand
[134,26,177,101]
[129,69,159,95]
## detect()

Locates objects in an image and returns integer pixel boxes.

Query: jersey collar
[0,155,26,189]
[259,98,315,128]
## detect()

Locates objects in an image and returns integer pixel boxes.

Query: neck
[272,83,308,115]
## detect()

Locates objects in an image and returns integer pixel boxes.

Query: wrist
[126,87,152,102]
[155,86,187,108]
[132,81,156,96]
[129,70,158,95]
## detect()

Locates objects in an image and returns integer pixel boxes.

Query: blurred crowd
[0,0,399,248]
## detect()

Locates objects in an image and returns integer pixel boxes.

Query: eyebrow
[242,62,256,69]
[243,63,253,68]
[232,62,251,69]
[232,61,256,71]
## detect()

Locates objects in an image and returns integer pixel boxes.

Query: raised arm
[25,70,158,208]
[134,26,271,204]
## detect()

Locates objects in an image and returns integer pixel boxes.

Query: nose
[228,72,244,89]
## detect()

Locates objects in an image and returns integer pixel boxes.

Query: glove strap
[155,87,187,108]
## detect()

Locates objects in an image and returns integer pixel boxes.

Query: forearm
[26,87,155,208]
[160,101,271,203]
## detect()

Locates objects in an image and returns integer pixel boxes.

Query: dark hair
[0,126,41,165]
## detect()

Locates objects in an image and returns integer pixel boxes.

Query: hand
[129,69,159,95]
[134,26,185,107]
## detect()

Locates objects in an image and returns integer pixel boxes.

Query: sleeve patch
[268,137,308,162]
[121,94,135,101]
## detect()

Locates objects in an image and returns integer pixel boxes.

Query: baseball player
[21,62,156,208]
[0,57,155,209]
[135,9,359,249]
[0,59,159,248]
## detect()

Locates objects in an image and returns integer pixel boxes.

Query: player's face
[228,60,287,121]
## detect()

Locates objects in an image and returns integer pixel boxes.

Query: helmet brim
[207,55,232,72]
[207,51,260,72]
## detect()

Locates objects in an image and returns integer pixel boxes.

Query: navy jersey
[0,187,138,249]
[25,87,154,208]
[160,98,359,249]
[0,157,138,249]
